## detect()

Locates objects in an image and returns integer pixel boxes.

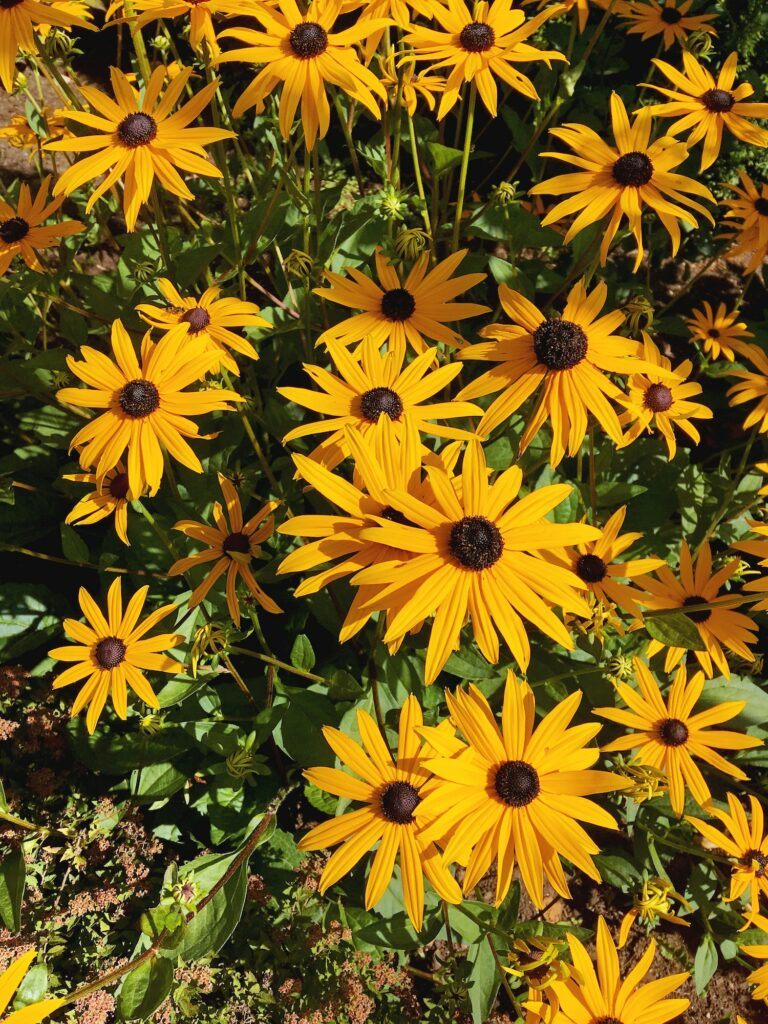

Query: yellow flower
[0,176,83,276]
[57,320,243,498]
[620,0,717,51]
[596,658,762,816]
[642,51,768,171]
[49,578,183,733]
[733,519,768,610]
[297,694,462,931]
[46,66,234,232]
[0,949,64,1024]
[525,0,631,33]
[217,0,389,149]
[719,172,768,275]
[685,302,753,362]
[136,278,271,376]
[351,440,600,683]
[378,52,444,115]
[617,876,690,948]
[618,332,712,459]
[64,461,132,546]
[106,0,243,55]
[415,672,628,906]
[169,473,281,627]
[531,92,714,270]
[403,0,566,119]
[0,107,71,150]
[728,343,768,433]
[741,914,768,1000]
[0,0,93,92]
[314,248,489,357]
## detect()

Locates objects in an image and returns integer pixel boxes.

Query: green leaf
[129,763,187,802]
[60,523,89,563]
[178,858,249,961]
[0,847,26,932]
[693,934,718,994]
[425,142,464,178]
[117,956,174,1020]
[290,633,315,672]
[467,934,500,1024]
[644,611,706,651]
[698,676,768,727]
[594,853,642,891]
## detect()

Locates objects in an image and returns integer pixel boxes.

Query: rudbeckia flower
[0,176,83,276]
[531,93,715,270]
[727,343,768,434]
[106,0,241,55]
[136,278,271,376]
[314,249,489,357]
[297,695,462,931]
[278,336,480,472]
[415,673,628,906]
[351,440,600,683]
[378,52,444,116]
[617,332,712,459]
[57,320,243,498]
[49,577,183,733]
[46,66,234,231]
[64,461,132,546]
[169,473,281,627]
[457,279,659,466]
[642,52,768,170]
[543,917,689,1024]
[685,302,753,362]
[620,0,716,50]
[636,540,758,679]
[0,0,93,92]
[687,794,768,918]
[596,658,761,816]
[217,0,390,149]
[0,949,64,1024]
[733,519,768,610]
[719,171,768,275]
[741,916,768,999]
[525,0,630,34]
[403,0,566,119]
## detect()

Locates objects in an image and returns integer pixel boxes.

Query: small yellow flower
[618,876,691,948]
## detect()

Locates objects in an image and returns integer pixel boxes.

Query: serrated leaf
[644,611,705,651]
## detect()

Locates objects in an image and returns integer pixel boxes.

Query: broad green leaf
[290,633,315,672]
[117,957,174,1020]
[130,763,187,802]
[467,933,500,1024]
[0,847,25,932]
[425,142,464,178]
[178,860,248,961]
[693,934,718,994]
[644,611,705,651]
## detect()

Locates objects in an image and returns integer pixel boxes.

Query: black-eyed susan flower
[415,673,628,906]
[315,249,488,357]
[0,0,93,92]
[0,107,71,151]
[297,695,462,932]
[506,934,574,1024]
[136,278,270,376]
[46,66,233,231]
[169,473,281,627]
[57,320,243,498]
[106,0,240,55]
[553,505,665,619]
[719,172,768,275]
[688,794,768,918]
[403,0,566,119]
[531,93,714,270]
[0,176,83,276]
[379,52,444,116]
[64,461,132,546]
[685,301,754,362]
[618,332,712,459]
[278,336,480,472]
[617,876,690,948]
[621,0,716,50]
[642,52,768,171]
[596,658,761,816]
[543,917,689,1024]
[741,917,768,999]
[351,440,600,683]
[49,577,183,733]
[636,540,758,678]
[217,0,389,149]
[734,520,768,610]
[457,279,658,466]
[526,0,630,33]
[0,948,64,1024]
[728,344,768,433]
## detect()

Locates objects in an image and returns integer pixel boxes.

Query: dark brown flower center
[95,636,126,669]
[595,1018,625,1024]
[289,21,328,58]
[707,328,720,338]
[360,387,403,423]
[0,0,24,8]
[223,532,251,555]
[117,113,157,148]
[119,379,160,418]
[109,472,130,500]
[380,505,409,526]
[0,216,29,244]
[659,717,689,746]
[754,197,768,216]
[449,515,503,571]
[380,781,420,823]
[494,760,540,807]
[612,151,654,187]
[380,287,416,322]
[659,6,682,22]
[701,88,735,113]
[459,21,495,51]
[682,594,711,623]
[744,849,768,878]
[533,318,588,371]
[576,553,607,583]
[644,383,673,412]
[181,306,211,334]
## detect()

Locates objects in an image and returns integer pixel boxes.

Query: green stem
[123,0,152,85]
[452,83,477,252]
[332,90,364,194]
[227,646,328,684]
[407,113,433,242]
[150,187,172,275]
